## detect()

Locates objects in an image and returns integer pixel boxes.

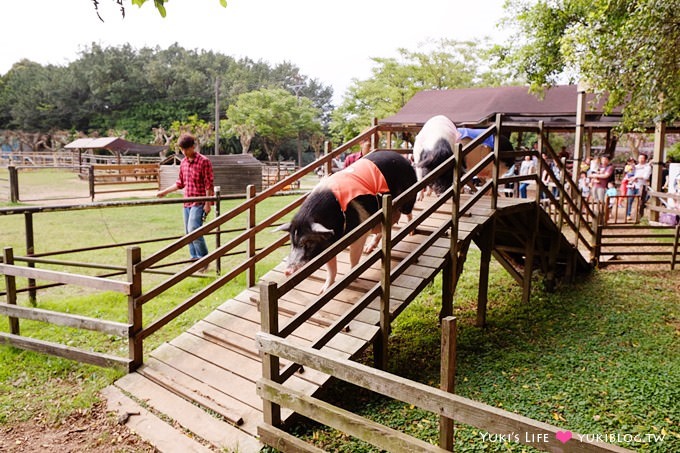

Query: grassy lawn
[0,185,296,425]
[286,255,680,452]
[1,169,678,452]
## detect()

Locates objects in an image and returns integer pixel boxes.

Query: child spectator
[578,171,591,200]
[606,182,618,209]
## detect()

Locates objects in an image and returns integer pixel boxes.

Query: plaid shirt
[176,153,214,207]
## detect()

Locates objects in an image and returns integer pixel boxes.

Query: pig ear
[275,222,291,232]
[310,222,334,236]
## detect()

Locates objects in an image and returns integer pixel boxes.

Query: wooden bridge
[4,116,670,452]
[99,118,620,452]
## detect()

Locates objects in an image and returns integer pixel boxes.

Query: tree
[329,39,518,144]
[0,43,330,146]
[93,0,226,20]
[227,122,257,155]
[224,88,321,162]
[501,0,680,130]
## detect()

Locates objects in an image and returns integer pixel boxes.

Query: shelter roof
[64,137,167,156]
[379,85,624,130]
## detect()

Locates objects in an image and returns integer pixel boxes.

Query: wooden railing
[256,116,620,450]
[256,331,631,453]
[88,163,160,200]
[0,115,656,374]
[1,245,135,369]
[599,191,680,269]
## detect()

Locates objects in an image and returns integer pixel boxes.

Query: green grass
[287,253,680,452]
[0,182,296,425]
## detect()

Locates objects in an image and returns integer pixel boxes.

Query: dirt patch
[0,401,155,452]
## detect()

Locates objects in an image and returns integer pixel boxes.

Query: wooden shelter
[160,153,263,195]
[64,137,167,164]
[380,84,680,209]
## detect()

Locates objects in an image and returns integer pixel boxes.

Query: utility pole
[214,77,220,155]
[291,83,304,168]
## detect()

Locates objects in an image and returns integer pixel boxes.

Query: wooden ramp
[104,196,588,452]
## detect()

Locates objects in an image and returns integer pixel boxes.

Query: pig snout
[283,246,307,276]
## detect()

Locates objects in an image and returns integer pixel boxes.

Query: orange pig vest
[324,158,390,212]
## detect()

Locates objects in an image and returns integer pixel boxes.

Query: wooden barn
[160,153,263,195]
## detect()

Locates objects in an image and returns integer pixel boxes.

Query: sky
[1,0,511,103]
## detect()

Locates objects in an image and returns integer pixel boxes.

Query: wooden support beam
[476,222,494,327]
[3,247,19,335]
[439,317,457,451]
[260,280,281,427]
[127,247,143,372]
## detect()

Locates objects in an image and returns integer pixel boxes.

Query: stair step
[114,372,262,452]
[102,385,214,453]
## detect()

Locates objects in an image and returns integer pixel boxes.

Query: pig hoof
[363,244,376,254]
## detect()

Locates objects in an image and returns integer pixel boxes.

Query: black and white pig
[412,115,459,199]
[414,115,515,196]
[277,151,417,292]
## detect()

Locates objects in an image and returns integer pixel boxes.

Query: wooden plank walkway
[104,196,536,452]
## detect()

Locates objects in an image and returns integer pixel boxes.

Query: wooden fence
[1,117,675,375]
[256,329,631,453]
[88,163,160,200]
[1,246,135,369]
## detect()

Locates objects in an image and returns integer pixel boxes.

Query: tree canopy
[224,88,322,161]
[501,0,680,130]
[0,44,332,147]
[329,38,518,145]
[93,0,226,20]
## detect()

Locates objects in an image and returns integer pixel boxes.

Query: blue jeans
[183,205,208,259]
[519,182,529,199]
[626,187,640,217]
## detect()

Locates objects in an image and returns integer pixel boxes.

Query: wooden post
[260,281,281,426]
[375,194,392,370]
[215,185,222,275]
[441,257,454,321]
[88,166,95,201]
[246,184,257,287]
[572,83,587,183]
[535,122,545,205]
[442,143,463,320]
[371,117,379,150]
[650,121,666,222]
[439,316,457,451]
[491,114,502,210]
[8,166,19,203]
[24,212,37,306]
[127,247,143,371]
[591,211,602,265]
[3,247,20,335]
[476,222,494,327]
[671,224,679,271]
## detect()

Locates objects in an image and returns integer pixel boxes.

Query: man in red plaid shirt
[157,133,214,262]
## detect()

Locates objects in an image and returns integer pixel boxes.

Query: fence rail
[88,163,160,200]
[256,331,631,453]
